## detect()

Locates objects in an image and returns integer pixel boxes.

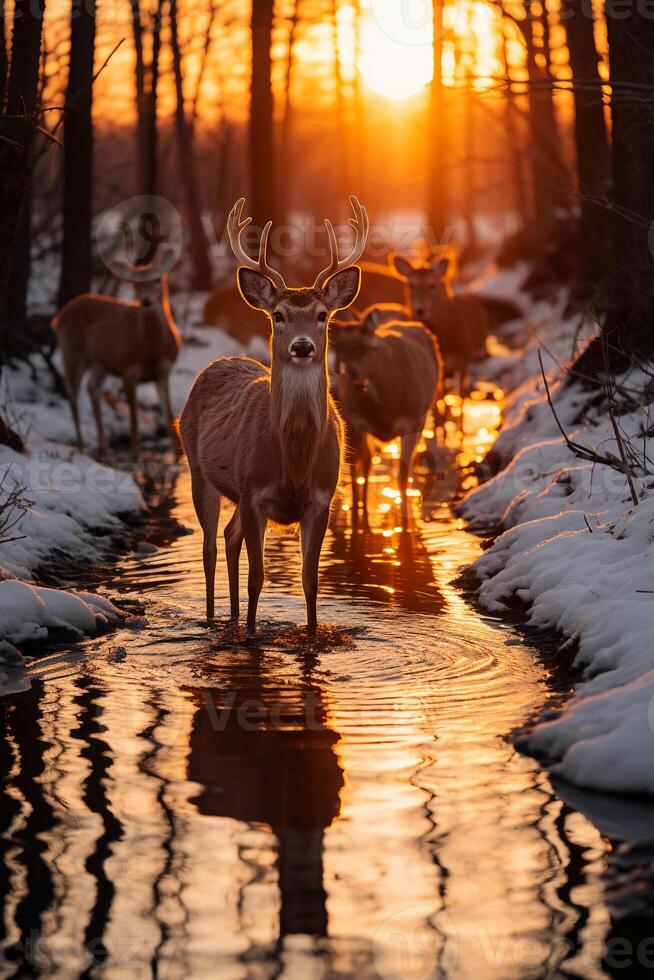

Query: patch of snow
[0,579,126,649]
[0,289,251,653]
[463,285,654,796]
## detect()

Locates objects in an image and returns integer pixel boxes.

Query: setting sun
[357,2,434,99]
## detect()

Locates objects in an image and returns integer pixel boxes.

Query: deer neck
[270,355,329,489]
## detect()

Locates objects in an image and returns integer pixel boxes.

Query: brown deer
[179,196,368,632]
[53,269,181,460]
[330,310,442,520]
[203,282,269,345]
[389,251,488,391]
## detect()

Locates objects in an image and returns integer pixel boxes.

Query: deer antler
[314,196,369,291]
[227,197,286,290]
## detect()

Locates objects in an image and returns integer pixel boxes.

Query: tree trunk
[427,0,446,238]
[602,15,654,360]
[58,0,96,308]
[571,14,654,377]
[0,0,8,108]
[332,0,348,197]
[170,0,212,289]
[0,0,45,345]
[501,23,530,228]
[561,0,610,298]
[520,0,569,224]
[130,0,163,197]
[279,0,300,222]
[250,0,276,232]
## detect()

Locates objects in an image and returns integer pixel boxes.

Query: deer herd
[54,196,490,632]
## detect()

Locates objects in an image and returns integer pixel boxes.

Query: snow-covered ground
[0,291,244,660]
[463,270,654,797]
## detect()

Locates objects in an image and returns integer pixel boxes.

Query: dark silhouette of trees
[601,12,654,360]
[170,0,212,289]
[58,0,96,307]
[427,0,446,238]
[250,0,277,230]
[0,0,45,346]
[561,0,610,299]
[130,0,164,196]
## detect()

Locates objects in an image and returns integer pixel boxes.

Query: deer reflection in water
[187,650,343,944]
[326,503,445,616]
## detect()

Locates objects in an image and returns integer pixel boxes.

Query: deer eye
[273,311,284,324]
[317,311,327,323]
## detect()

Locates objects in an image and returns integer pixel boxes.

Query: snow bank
[0,579,126,652]
[463,303,654,795]
[0,292,247,656]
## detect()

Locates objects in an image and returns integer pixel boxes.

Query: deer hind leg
[361,435,372,520]
[190,467,221,620]
[300,503,330,632]
[123,374,140,461]
[241,501,267,633]
[61,345,86,452]
[87,364,108,456]
[224,507,243,620]
[156,371,177,452]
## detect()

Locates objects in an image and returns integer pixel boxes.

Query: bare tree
[170,0,212,288]
[130,0,164,196]
[561,0,610,298]
[279,0,301,221]
[427,0,446,237]
[58,0,96,307]
[250,0,277,230]
[600,13,654,361]
[0,0,45,348]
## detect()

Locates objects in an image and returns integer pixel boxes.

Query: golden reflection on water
[0,390,618,979]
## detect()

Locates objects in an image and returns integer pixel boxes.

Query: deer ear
[323,267,361,312]
[390,253,413,279]
[363,308,381,332]
[238,268,276,310]
[431,257,451,277]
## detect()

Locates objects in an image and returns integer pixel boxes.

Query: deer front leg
[399,427,421,528]
[300,503,330,632]
[241,501,267,633]
[224,507,243,620]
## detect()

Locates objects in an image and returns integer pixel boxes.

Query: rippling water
[1,396,653,979]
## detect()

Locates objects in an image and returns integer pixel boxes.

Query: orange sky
[34,0,607,127]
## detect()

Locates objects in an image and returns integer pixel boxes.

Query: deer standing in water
[330,309,442,520]
[390,252,488,390]
[179,196,368,632]
[53,268,181,459]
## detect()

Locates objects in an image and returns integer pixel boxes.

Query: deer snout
[414,304,426,319]
[289,337,316,360]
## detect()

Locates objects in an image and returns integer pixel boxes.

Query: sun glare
[356,2,434,100]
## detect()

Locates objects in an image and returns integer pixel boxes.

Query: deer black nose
[289,338,316,359]
[415,306,426,318]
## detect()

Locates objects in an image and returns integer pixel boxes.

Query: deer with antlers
[53,266,181,460]
[179,196,368,632]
